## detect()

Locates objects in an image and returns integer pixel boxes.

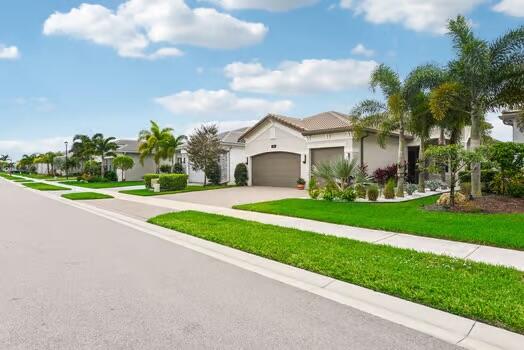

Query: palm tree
[312,158,361,191]
[92,134,118,178]
[163,134,186,173]
[429,15,524,197]
[138,121,173,173]
[71,134,95,171]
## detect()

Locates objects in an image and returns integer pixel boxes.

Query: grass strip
[60,180,144,189]
[0,174,23,180]
[234,197,524,250]
[61,192,113,200]
[149,211,524,334]
[23,182,71,191]
[121,185,231,196]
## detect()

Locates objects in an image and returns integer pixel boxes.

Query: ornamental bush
[234,163,248,186]
[406,183,417,195]
[144,174,160,189]
[354,183,367,198]
[159,165,172,174]
[367,185,379,201]
[508,177,524,198]
[206,161,221,185]
[338,187,357,202]
[173,163,185,174]
[437,192,467,206]
[384,178,396,199]
[159,174,188,191]
[373,164,397,185]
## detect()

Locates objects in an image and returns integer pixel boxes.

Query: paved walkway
[14,176,524,271]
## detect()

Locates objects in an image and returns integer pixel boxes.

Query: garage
[310,147,344,169]
[252,152,301,187]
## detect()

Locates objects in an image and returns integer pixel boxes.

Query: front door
[407,146,420,184]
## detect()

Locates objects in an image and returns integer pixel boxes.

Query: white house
[499,111,524,143]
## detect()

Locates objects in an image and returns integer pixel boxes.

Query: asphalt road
[0,180,461,349]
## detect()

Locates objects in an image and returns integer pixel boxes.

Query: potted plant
[296,177,306,190]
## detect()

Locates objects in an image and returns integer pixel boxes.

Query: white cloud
[225,58,377,94]
[155,89,293,117]
[339,0,484,34]
[351,43,374,57]
[184,119,257,135]
[486,112,513,141]
[202,0,318,11]
[0,136,71,160]
[43,0,267,59]
[0,45,20,60]
[493,0,524,17]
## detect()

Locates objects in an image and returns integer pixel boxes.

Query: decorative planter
[296,184,305,190]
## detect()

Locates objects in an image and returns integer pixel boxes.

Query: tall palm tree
[138,121,173,173]
[163,134,186,173]
[430,15,524,197]
[71,134,95,171]
[92,134,118,178]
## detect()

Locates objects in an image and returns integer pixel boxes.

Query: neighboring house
[238,111,452,187]
[499,111,524,143]
[110,140,159,181]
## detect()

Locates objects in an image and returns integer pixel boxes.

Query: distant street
[0,180,459,349]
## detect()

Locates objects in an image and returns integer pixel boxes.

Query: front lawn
[23,182,71,191]
[62,192,114,200]
[234,196,524,250]
[21,173,70,181]
[121,185,231,196]
[60,180,144,189]
[0,174,23,180]
[149,211,524,334]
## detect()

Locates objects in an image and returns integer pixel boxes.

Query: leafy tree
[429,15,524,197]
[163,133,186,173]
[426,145,484,207]
[112,155,134,182]
[487,142,524,194]
[138,120,173,173]
[18,153,38,172]
[186,124,221,186]
[92,134,118,178]
[71,134,95,170]
[352,64,445,196]
[206,161,221,185]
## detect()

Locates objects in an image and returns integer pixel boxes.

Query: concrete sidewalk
[15,175,524,271]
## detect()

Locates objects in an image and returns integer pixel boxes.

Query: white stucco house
[499,111,524,143]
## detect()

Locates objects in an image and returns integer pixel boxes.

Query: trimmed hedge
[159,174,188,191]
[144,174,160,189]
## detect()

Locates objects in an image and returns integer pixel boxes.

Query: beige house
[499,111,524,143]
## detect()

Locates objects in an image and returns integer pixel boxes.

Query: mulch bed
[426,195,524,214]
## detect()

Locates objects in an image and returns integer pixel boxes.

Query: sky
[1,0,523,160]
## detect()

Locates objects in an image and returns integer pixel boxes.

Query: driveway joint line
[372,233,399,243]
[463,246,482,259]
[456,321,477,345]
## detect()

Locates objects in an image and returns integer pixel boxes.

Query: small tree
[486,142,524,194]
[234,163,248,186]
[113,155,134,182]
[186,124,221,186]
[206,161,221,185]
[425,145,484,207]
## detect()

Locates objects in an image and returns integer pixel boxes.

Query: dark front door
[407,146,420,184]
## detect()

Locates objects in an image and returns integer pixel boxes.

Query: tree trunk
[470,109,482,198]
[439,128,446,182]
[417,140,425,193]
[396,127,406,197]
[171,157,175,174]
[449,171,456,208]
[100,155,105,178]
[47,163,50,176]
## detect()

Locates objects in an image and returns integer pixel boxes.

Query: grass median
[234,197,524,250]
[62,192,114,200]
[149,211,524,334]
[121,185,231,196]
[60,180,144,189]
[23,182,71,191]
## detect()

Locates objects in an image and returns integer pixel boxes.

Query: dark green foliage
[144,173,160,189]
[367,185,379,201]
[459,170,497,192]
[173,163,185,174]
[159,164,172,173]
[384,178,396,199]
[508,177,524,198]
[159,174,188,191]
[234,163,248,186]
[104,170,117,182]
[149,211,524,334]
[205,162,221,185]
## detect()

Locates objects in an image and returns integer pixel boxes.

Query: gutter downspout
[360,132,370,169]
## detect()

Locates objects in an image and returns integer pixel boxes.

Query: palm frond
[370,64,401,96]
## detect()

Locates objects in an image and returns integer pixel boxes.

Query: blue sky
[1,0,523,159]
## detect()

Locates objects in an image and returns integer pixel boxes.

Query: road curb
[11,180,521,350]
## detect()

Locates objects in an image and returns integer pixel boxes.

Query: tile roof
[217,127,250,144]
[115,139,140,153]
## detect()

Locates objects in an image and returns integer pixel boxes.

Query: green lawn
[121,185,231,196]
[234,196,524,250]
[62,192,114,200]
[23,182,71,191]
[149,211,524,334]
[60,180,144,189]
[0,174,23,180]
[21,173,70,181]
[14,179,34,182]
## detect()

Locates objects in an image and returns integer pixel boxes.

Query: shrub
[384,179,396,199]
[234,163,248,186]
[460,182,471,197]
[437,192,467,206]
[297,178,306,185]
[427,180,440,191]
[406,183,417,195]
[159,174,188,191]
[308,177,319,198]
[320,186,336,201]
[84,160,100,176]
[144,174,160,189]
[309,188,321,199]
[508,177,524,198]
[159,164,172,174]
[354,183,367,198]
[458,170,498,192]
[373,164,397,185]
[173,163,185,174]
[338,187,357,202]
[104,170,118,182]
[206,162,221,185]
[367,185,379,201]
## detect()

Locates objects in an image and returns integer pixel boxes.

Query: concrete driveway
[160,186,308,207]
